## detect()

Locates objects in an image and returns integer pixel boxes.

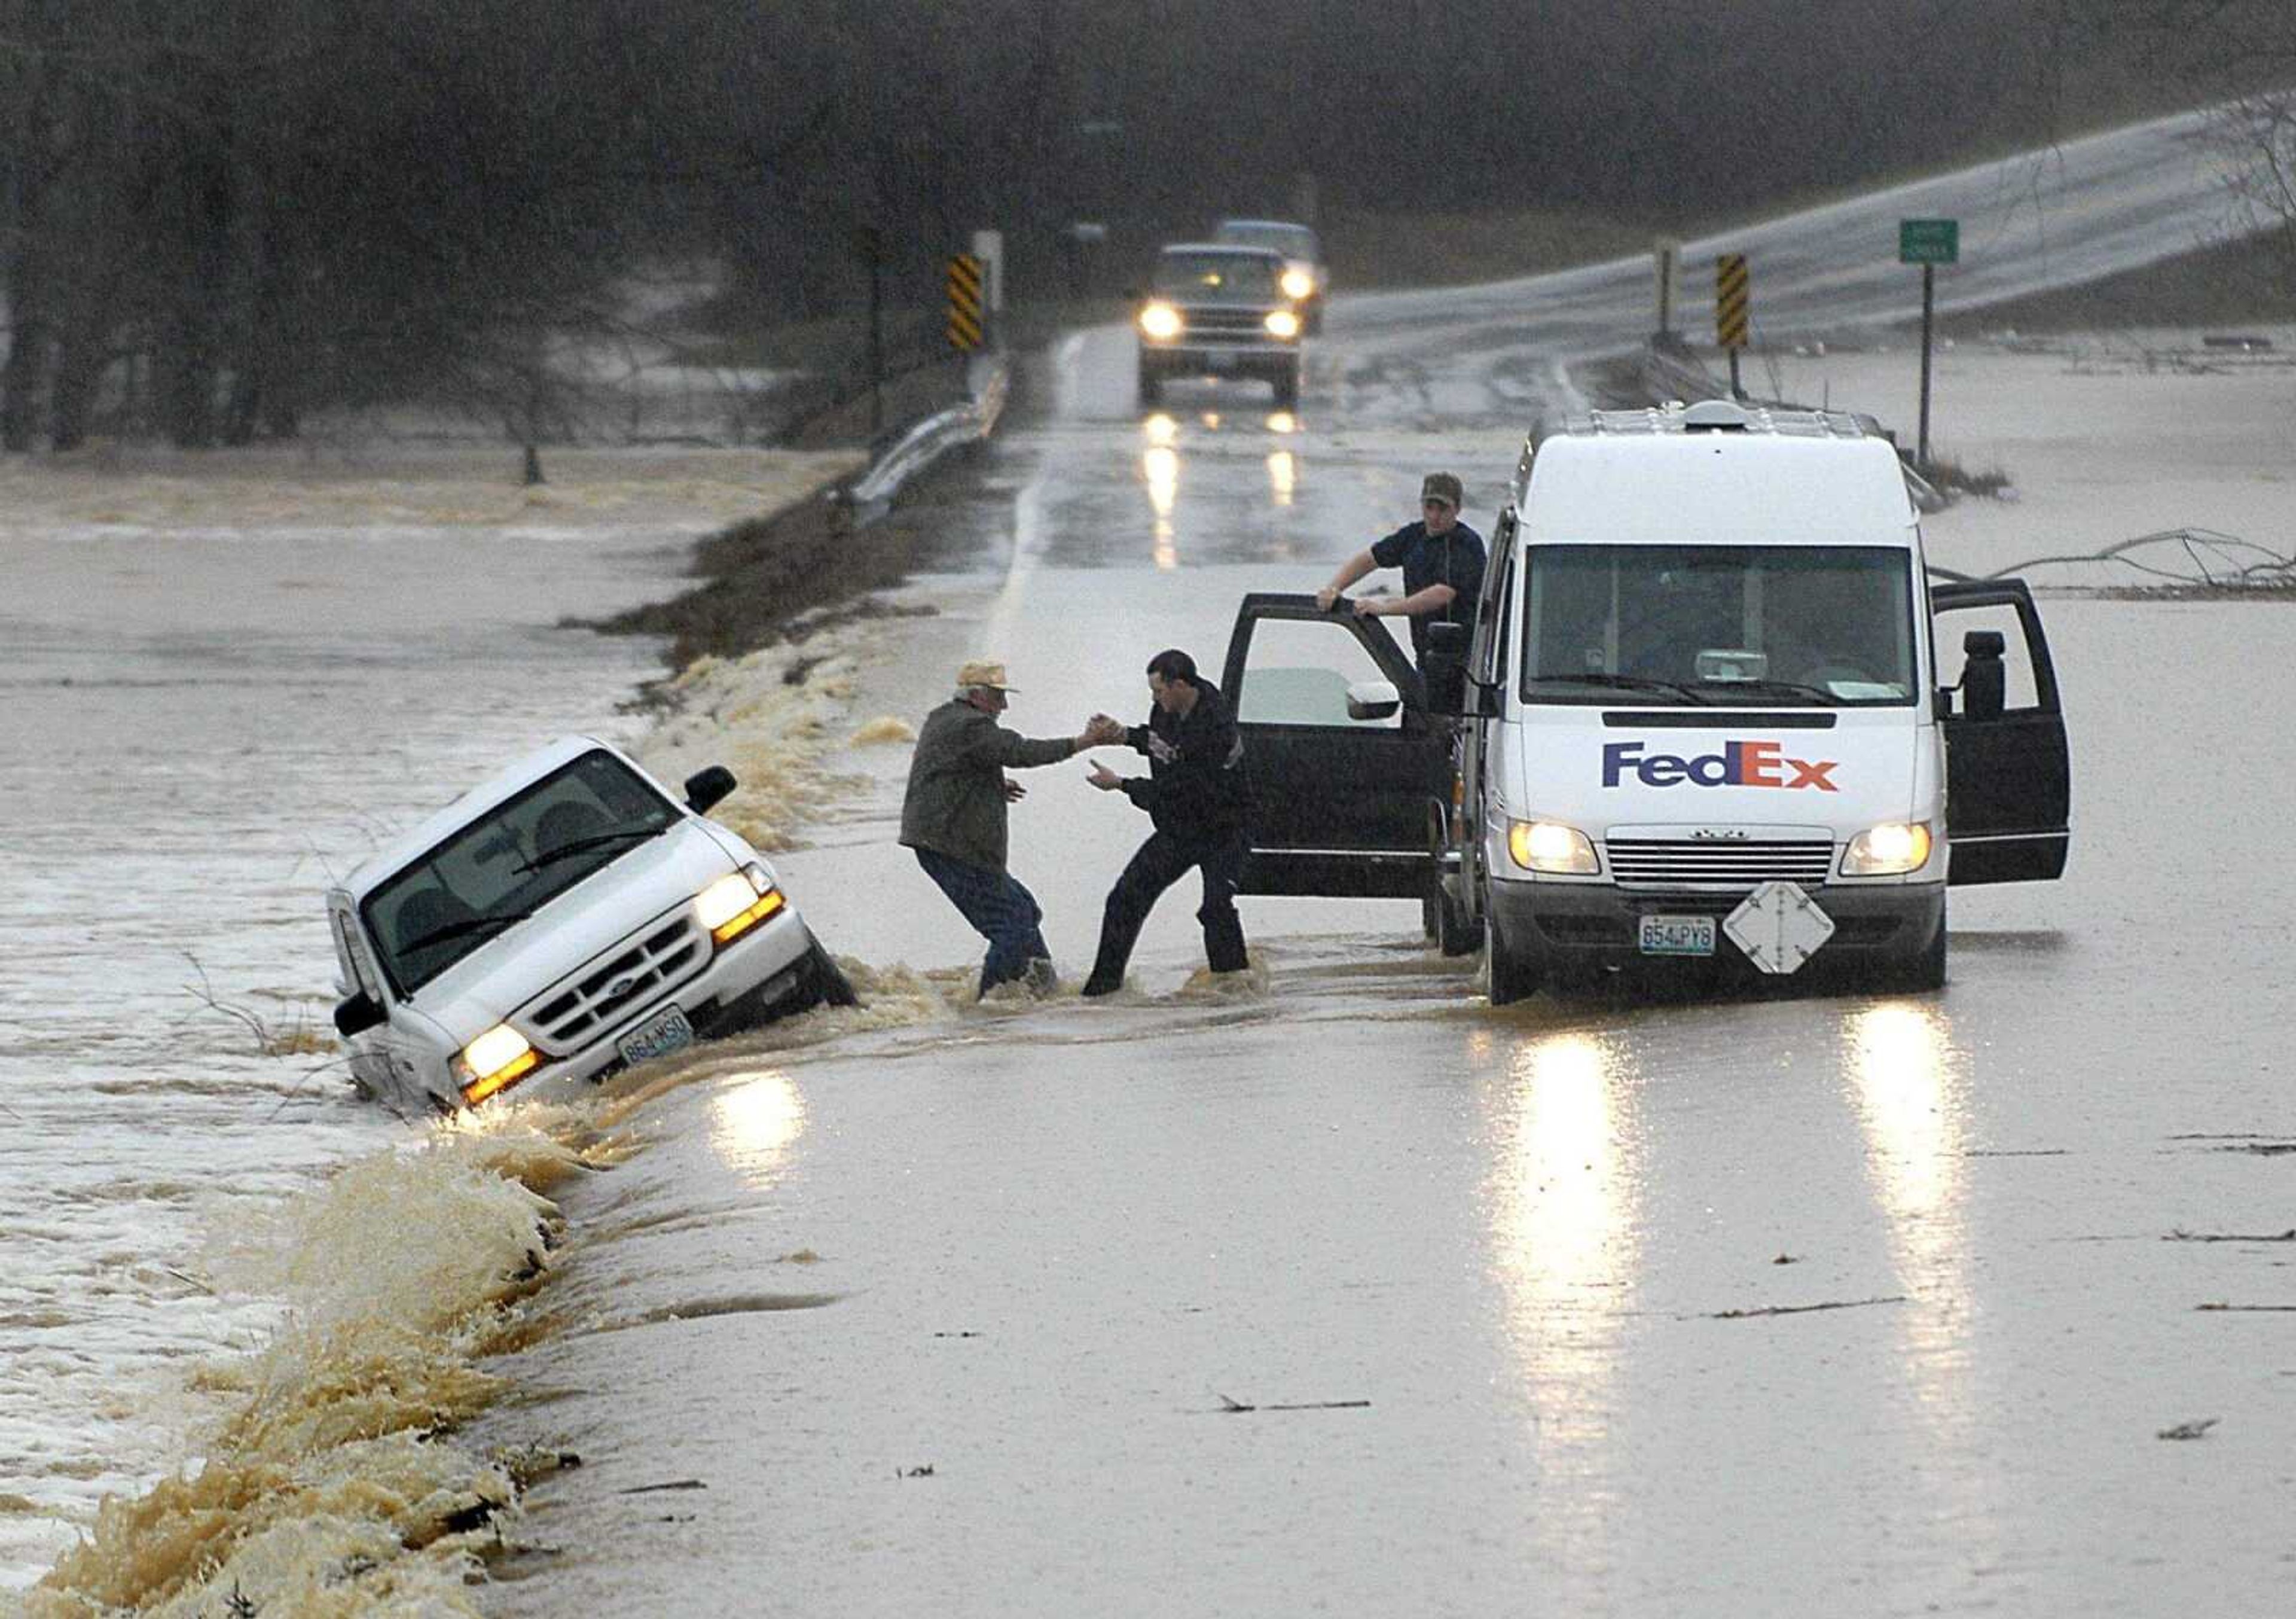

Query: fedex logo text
[1601,740,1839,792]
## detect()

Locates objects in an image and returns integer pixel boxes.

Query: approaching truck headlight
[1280,266,1315,301]
[1263,309,1301,340]
[1138,302,1183,340]
[696,865,785,944]
[1841,821,1933,876]
[454,1024,539,1106]
[1507,819,1599,874]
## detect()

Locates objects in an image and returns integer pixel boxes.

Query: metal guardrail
[839,350,1010,522]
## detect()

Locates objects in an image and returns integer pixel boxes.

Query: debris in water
[2194,1302,2296,1312]
[615,1479,707,1496]
[850,714,916,745]
[2166,1229,2296,1243]
[1214,1392,1372,1414]
[1708,1295,1906,1320]
[899,1465,937,1479]
[1772,1253,1799,1266]
[2157,1418,2220,1440]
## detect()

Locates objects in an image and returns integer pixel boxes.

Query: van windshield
[1518,544,1918,706]
[361,749,680,996]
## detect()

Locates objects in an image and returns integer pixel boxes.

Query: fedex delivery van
[1443,400,2072,1002]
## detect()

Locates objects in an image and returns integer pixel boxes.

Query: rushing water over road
[0,474,778,1587]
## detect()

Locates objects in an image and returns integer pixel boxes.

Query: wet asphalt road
[482,112,2296,1617]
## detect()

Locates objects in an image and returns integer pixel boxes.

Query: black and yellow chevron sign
[945,254,985,351]
[1715,254,1751,349]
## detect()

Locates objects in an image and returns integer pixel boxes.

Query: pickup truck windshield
[1519,544,1918,706]
[1153,252,1280,303]
[361,749,679,996]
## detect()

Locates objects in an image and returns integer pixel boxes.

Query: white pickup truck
[326,736,851,1113]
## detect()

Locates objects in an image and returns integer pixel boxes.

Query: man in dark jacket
[902,660,1122,997]
[1080,648,1250,996]
[1314,470,1486,667]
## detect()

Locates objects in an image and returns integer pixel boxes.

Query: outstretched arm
[1315,549,1378,611]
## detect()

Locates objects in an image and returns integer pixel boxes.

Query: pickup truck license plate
[1639,914,1716,957]
[617,1004,694,1067]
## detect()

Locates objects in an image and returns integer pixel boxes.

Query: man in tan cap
[1313,471,1487,668]
[900,661,1123,997]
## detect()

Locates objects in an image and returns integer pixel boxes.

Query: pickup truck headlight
[696,864,785,944]
[1280,267,1315,301]
[1841,821,1933,877]
[1138,302,1183,340]
[454,1023,539,1106]
[1507,819,1599,874]
[1263,309,1301,340]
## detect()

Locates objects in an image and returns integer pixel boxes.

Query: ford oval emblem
[606,974,642,999]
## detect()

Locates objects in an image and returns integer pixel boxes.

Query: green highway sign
[1900,218,1959,265]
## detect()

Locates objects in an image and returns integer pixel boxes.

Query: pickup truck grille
[531,915,704,1048]
[1604,837,1836,889]
[1175,307,1272,343]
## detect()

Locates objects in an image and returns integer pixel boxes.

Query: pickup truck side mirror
[684,765,737,814]
[1345,679,1401,722]
[1421,621,1470,717]
[334,990,386,1039]
[1959,629,2007,721]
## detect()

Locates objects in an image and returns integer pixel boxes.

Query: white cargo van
[327,736,853,1114]
[1442,400,2072,1001]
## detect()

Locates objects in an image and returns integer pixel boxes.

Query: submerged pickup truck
[1224,400,2074,1001]
[327,736,853,1114]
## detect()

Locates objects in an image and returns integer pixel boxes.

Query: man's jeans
[914,847,1051,996]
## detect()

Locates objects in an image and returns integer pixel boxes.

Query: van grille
[1604,837,1835,890]
[531,915,704,1047]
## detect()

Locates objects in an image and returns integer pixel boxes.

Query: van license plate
[1639,915,1716,956]
[617,1004,694,1067]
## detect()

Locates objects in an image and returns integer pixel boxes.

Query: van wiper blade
[517,827,660,873]
[400,910,533,954]
[1537,672,1711,703]
[1697,678,1842,705]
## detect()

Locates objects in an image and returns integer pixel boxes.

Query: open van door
[1220,592,1450,897]
[1931,577,2071,885]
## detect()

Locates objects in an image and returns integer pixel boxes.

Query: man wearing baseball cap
[1313,471,1487,667]
[901,661,1123,998]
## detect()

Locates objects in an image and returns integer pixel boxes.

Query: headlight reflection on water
[709,1069,805,1186]
[1141,443,1180,570]
[1843,1002,1967,1289]
[1488,1030,1641,1438]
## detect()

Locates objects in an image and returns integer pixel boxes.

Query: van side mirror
[1959,629,2007,721]
[1422,621,1470,716]
[684,765,737,814]
[334,990,385,1039]
[1345,679,1400,722]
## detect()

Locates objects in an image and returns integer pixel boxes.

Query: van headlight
[1263,309,1301,340]
[1280,267,1315,301]
[1841,821,1932,876]
[696,864,785,944]
[1507,820,1599,874]
[1138,302,1183,340]
[454,1024,540,1106]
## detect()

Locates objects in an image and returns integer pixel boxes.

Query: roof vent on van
[1680,399,1754,432]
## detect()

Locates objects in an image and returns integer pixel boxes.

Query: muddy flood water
[0,454,839,1594]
